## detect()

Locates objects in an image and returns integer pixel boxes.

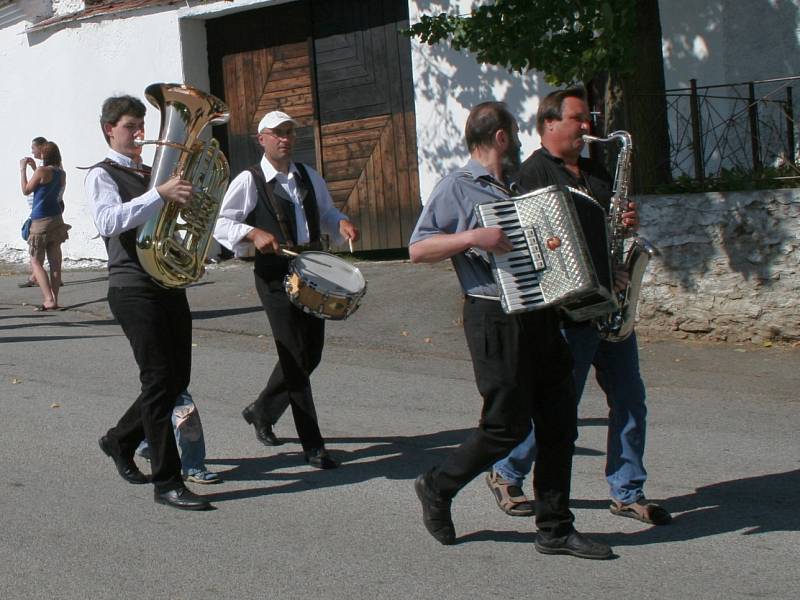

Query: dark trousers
[252,273,325,451]
[430,297,578,535]
[106,286,191,492]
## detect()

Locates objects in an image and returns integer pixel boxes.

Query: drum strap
[294,163,321,245]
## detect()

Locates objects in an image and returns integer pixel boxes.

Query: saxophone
[581,131,659,342]
[135,83,230,288]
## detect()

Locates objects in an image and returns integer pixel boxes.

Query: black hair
[536,87,587,135]
[99,95,146,143]
[464,102,516,152]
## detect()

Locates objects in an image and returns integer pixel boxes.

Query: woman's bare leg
[46,244,62,307]
[30,254,56,309]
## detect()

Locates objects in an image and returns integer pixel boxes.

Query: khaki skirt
[28,215,70,260]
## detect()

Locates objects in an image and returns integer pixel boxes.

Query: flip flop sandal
[485,471,535,517]
[33,304,59,312]
[610,499,672,525]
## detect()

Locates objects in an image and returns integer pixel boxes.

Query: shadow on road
[596,468,800,546]
[203,425,607,503]
[205,427,798,549]
[191,306,263,320]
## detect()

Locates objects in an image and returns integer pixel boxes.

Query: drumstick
[348,238,354,254]
[281,247,325,267]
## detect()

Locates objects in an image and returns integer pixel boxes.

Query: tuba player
[86,94,211,511]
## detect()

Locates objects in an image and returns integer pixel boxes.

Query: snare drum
[284,251,367,320]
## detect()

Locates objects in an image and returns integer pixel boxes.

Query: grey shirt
[409,159,511,298]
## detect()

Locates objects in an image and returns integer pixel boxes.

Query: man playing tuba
[86,94,212,511]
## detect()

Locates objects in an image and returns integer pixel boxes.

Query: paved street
[1,258,798,599]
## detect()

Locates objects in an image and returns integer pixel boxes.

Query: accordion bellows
[475,185,617,319]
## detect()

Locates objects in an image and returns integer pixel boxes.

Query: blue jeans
[493,323,648,504]
[136,390,208,477]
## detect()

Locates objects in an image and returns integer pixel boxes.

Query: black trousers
[252,273,325,451]
[106,286,190,492]
[430,297,578,535]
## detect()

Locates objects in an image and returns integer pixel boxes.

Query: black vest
[245,162,321,280]
[92,160,157,288]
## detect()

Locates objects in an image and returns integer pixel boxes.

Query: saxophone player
[86,95,211,511]
[486,88,671,526]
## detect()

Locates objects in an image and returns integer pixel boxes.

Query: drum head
[293,252,365,294]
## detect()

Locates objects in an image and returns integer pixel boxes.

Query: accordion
[474,184,617,319]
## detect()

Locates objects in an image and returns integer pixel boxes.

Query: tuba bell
[135,82,230,288]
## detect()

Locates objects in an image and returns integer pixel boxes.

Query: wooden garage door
[206,0,420,251]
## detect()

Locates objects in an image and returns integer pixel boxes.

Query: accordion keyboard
[476,200,546,312]
[475,185,614,316]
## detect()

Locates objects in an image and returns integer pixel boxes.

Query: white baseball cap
[257,111,297,132]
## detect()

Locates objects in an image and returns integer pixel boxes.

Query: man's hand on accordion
[471,227,513,255]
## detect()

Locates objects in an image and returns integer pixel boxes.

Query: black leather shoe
[98,435,149,485]
[154,487,213,511]
[414,473,456,545]
[242,405,283,446]
[535,529,613,560]
[304,447,338,469]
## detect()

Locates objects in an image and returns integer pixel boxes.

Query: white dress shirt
[85,149,163,237]
[214,156,348,257]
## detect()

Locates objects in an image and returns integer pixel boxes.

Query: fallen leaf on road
[50,403,60,409]
[401,331,409,337]
[424,337,432,343]
[11,378,21,384]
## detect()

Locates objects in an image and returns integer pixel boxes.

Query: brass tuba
[135,82,230,288]
[582,131,659,342]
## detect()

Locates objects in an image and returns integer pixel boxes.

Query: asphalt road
[1,259,798,599]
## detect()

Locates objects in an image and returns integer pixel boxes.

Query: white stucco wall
[0,7,192,262]
[408,1,546,204]
[660,0,800,89]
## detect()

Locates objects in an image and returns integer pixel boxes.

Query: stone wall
[636,188,800,343]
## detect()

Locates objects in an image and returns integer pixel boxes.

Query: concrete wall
[636,188,800,343]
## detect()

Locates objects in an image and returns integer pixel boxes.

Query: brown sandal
[610,498,672,525]
[485,470,535,517]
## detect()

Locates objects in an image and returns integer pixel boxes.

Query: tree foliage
[406,0,637,85]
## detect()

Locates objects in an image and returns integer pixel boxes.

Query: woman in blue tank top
[19,141,69,310]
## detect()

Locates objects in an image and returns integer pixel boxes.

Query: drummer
[213,110,359,469]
